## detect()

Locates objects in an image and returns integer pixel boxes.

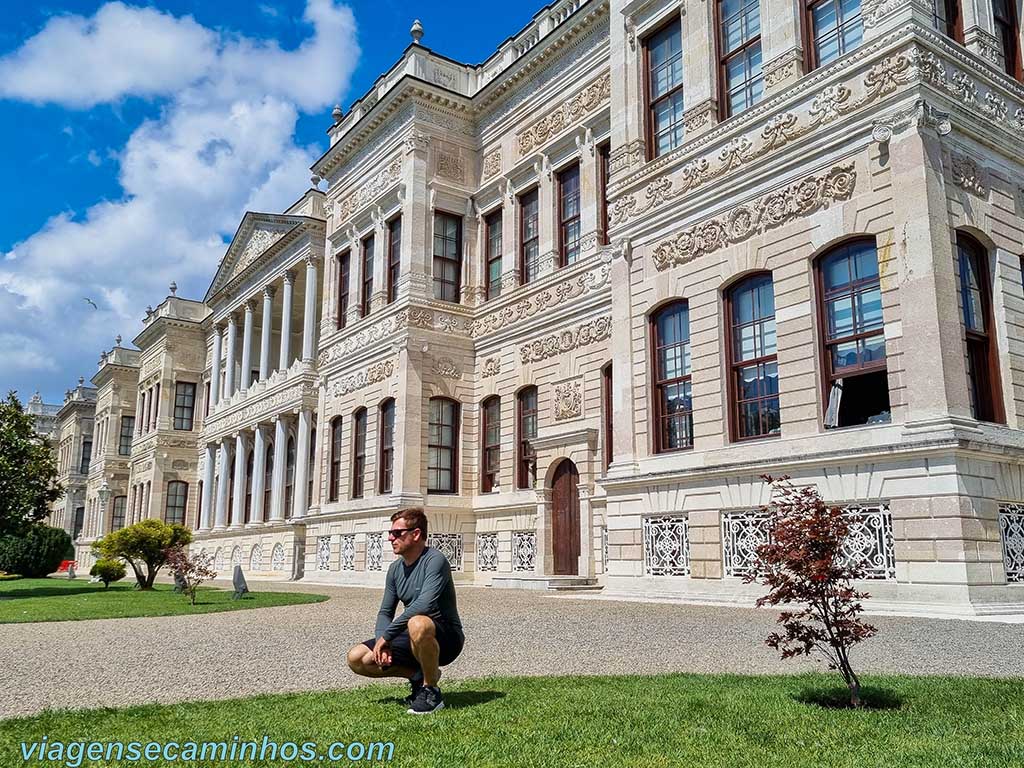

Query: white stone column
[302,257,318,362]
[231,432,246,528]
[292,409,311,519]
[210,325,223,406]
[260,286,275,380]
[200,444,215,530]
[279,271,295,371]
[269,416,287,522]
[214,439,230,530]
[136,391,144,434]
[578,486,594,579]
[240,301,255,392]
[224,313,238,397]
[251,426,267,525]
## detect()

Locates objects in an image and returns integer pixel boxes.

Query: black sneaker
[402,674,423,707]
[407,685,445,715]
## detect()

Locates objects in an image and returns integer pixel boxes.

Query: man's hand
[373,637,392,667]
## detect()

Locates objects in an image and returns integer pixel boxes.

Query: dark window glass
[958,233,1005,423]
[517,387,538,489]
[361,235,374,318]
[244,450,254,524]
[719,0,763,117]
[728,274,780,440]
[111,496,127,531]
[993,0,1022,77]
[934,0,963,40]
[481,396,501,493]
[558,163,582,266]
[284,437,295,519]
[519,189,540,284]
[598,142,611,245]
[80,440,92,474]
[602,363,613,473]
[646,20,685,157]
[428,398,459,494]
[387,217,401,304]
[337,251,350,329]
[433,213,462,303]
[73,507,85,539]
[652,302,693,452]
[352,409,367,499]
[165,481,188,526]
[173,382,196,430]
[329,418,343,502]
[379,399,395,494]
[808,0,863,69]
[486,210,503,300]
[264,444,274,516]
[119,416,135,456]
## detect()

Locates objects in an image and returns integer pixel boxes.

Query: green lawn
[0,578,326,623]
[2,674,1022,767]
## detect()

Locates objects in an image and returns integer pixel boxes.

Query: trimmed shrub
[89,558,126,588]
[0,525,72,578]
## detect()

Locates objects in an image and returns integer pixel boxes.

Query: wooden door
[551,460,580,575]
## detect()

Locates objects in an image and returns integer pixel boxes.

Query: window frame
[432,211,463,303]
[329,417,343,502]
[557,162,582,268]
[387,216,401,304]
[378,398,395,494]
[352,408,367,499]
[650,300,694,454]
[263,442,274,516]
[518,187,541,285]
[337,250,350,330]
[715,0,764,119]
[803,0,864,72]
[427,397,460,495]
[165,481,188,526]
[485,208,504,301]
[516,386,539,489]
[644,14,686,160]
[481,395,501,493]
[284,436,295,519]
[244,449,254,524]
[111,495,127,531]
[598,141,611,246]
[118,415,135,456]
[725,272,781,442]
[361,234,375,318]
[992,0,1023,79]
[601,363,613,473]
[935,0,964,42]
[957,232,1006,423]
[80,439,92,474]
[173,381,197,431]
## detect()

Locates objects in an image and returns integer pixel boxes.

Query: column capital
[244,299,257,313]
[226,311,238,327]
[263,285,277,299]
[281,269,296,285]
[304,254,321,268]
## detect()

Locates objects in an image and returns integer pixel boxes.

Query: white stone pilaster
[293,409,312,519]
[210,325,223,406]
[231,433,246,528]
[279,271,295,370]
[302,257,318,362]
[269,416,287,523]
[260,286,275,381]
[251,426,267,525]
[214,440,230,530]
[200,444,215,530]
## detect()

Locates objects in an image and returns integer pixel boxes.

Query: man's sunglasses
[387,527,418,539]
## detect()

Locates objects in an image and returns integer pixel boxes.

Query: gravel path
[2,581,1023,719]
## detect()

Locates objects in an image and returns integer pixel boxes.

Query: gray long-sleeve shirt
[374,547,464,642]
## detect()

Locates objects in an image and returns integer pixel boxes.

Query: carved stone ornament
[482,150,502,180]
[233,228,287,279]
[609,140,644,175]
[336,156,403,223]
[652,163,857,271]
[482,357,502,378]
[861,0,903,27]
[520,317,612,364]
[436,151,466,183]
[950,153,986,196]
[516,73,611,157]
[763,49,803,89]
[332,359,395,397]
[432,356,462,379]
[553,379,583,421]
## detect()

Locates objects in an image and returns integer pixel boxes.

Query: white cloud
[0,1,359,399]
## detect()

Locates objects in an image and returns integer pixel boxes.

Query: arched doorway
[550,459,581,575]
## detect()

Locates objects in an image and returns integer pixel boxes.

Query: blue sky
[0,0,539,404]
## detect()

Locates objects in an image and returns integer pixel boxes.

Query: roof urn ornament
[410,19,424,44]
[115,334,122,346]
[332,104,343,122]
[169,281,177,296]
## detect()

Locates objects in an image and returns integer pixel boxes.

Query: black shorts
[362,618,464,671]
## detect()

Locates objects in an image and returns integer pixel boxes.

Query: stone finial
[169,281,177,296]
[115,334,122,346]
[410,19,424,44]
[311,173,322,188]
[331,104,343,122]
[78,376,84,387]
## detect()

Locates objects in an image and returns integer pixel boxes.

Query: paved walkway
[3,582,1023,719]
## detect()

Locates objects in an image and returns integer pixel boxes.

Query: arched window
[957,232,1004,423]
[352,408,367,499]
[651,301,693,452]
[817,238,890,428]
[481,396,501,493]
[284,436,296,518]
[428,397,459,494]
[165,481,188,526]
[329,417,343,502]
[379,399,396,494]
[726,273,780,440]
[244,449,254,524]
[263,443,274,517]
[517,387,538,488]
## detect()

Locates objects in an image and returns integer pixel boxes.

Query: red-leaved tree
[165,547,217,606]
[747,475,877,707]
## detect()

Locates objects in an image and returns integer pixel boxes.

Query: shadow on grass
[0,585,110,600]
[795,685,903,711]
[376,691,506,710]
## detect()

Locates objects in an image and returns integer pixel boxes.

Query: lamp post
[97,480,112,539]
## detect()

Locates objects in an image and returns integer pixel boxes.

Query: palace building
[57,0,1024,614]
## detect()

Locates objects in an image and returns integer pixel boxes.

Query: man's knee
[407,615,435,642]
[347,644,371,673]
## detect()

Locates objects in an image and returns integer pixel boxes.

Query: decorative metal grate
[270,543,286,572]
[249,544,263,572]
[602,526,609,573]
[214,548,225,572]
[643,516,690,576]
[477,533,499,572]
[340,534,356,571]
[512,531,536,572]
[316,536,331,571]
[842,505,896,580]
[723,512,771,577]
[230,546,243,569]
[428,533,464,571]
[999,504,1024,583]
[366,533,384,572]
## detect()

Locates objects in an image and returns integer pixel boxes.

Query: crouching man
[347,508,464,714]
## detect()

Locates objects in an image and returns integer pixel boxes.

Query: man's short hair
[391,508,428,538]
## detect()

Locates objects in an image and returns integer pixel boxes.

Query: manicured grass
[0,578,326,623]
[2,674,1022,767]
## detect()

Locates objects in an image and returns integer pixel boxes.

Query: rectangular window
[481,397,501,493]
[486,210,503,301]
[118,416,135,456]
[352,410,367,499]
[80,440,92,474]
[519,189,540,285]
[337,251,350,329]
[602,364,613,473]
[387,217,401,304]
[728,275,780,440]
[517,388,538,489]
[652,303,693,452]
[993,0,1022,78]
[361,235,374,318]
[646,18,685,157]
[204,381,211,418]
[111,496,127,531]
[558,163,582,267]
[165,481,188,526]
[958,234,1005,423]
[598,142,611,246]
[807,0,863,70]
[934,0,963,41]
[433,212,462,302]
[173,382,196,431]
[329,419,343,502]
[718,0,763,118]
[428,398,459,494]
[379,400,395,494]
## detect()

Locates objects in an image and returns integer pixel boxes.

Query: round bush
[90,558,126,587]
[0,525,73,578]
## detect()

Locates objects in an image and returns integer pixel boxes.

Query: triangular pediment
[205,213,305,302]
